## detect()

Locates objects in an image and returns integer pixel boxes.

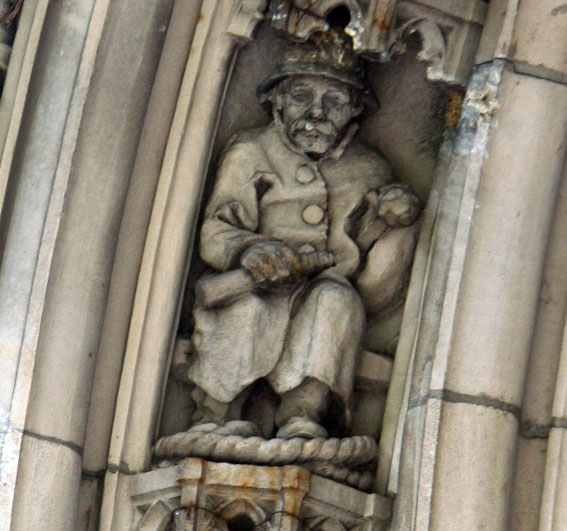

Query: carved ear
[260,84,282,114]
[352,102,364,118]
[352,86,376,117]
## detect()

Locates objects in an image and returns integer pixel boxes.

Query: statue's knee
[309,280,364,316]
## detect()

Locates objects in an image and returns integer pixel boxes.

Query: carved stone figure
[180,31,419,443]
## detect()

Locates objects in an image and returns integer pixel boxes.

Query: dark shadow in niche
[158,20,450,438]
[228,514,256,531]
[326,4,351,29]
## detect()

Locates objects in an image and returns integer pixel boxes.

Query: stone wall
[0,1,566,530]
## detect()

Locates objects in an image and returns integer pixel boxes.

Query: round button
[297,244,316,254]
[296,165,315,184]
[302,205,325,225]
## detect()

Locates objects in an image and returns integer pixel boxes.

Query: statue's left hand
[377,183,420,228]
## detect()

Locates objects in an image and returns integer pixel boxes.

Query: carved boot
[189,386,260,437]
[276,416,328,439]
[275,378,330,439]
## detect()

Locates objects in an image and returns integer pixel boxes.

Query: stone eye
[325,91,349,108]
[291,90,312,104]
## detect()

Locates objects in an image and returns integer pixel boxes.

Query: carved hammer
[195,250,336,309]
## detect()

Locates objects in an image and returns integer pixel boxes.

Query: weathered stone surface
[131,459,391,530]
[181,30,420,452]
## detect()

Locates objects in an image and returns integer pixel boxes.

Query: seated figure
[186,31,420,440]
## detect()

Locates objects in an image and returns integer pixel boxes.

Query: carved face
[273,75,362,156]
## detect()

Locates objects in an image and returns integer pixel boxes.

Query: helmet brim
[257,65,379,115]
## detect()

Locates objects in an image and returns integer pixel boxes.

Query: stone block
[11,434,82,531]
[509,437,548,531]
[443,69,567,407]
[131,459,392,530]
[509,0,567,76]
[430,401,518,529]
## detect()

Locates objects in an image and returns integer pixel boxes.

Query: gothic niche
[151,2,449,528]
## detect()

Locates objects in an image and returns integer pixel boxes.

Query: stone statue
[181,31,420,443]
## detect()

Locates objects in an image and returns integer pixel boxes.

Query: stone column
[393,0,567,528]
[0,2,97,527]
[509,145,567,529]
[0,1,174,529]
[99,2,266,528]
[539,315,567,529]
[78,1,202,527]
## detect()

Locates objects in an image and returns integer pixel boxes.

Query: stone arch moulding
[100,0,488,528]
[99,1,267,528]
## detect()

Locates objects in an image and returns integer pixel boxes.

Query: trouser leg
[268,278,365,432]
[190,385,252,426]
[275,377,330,427]
[190,386,231,425]
[274,378,331,439]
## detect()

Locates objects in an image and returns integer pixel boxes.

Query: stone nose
[307,99,324,120]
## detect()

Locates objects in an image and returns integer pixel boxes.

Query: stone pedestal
[132,459,391,530]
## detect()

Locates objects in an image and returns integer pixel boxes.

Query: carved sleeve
[200,139,270,271]
[355,222,420,314]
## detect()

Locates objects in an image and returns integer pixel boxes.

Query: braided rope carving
[154,424,377,490]
[303,461,375,492]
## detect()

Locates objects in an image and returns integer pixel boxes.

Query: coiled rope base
[154,422,377,491]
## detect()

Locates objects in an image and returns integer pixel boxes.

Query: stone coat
[188,121,401,410]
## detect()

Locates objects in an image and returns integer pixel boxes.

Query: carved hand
[377,183,420,228]
[240,241,301,284]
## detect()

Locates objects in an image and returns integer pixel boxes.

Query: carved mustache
[290,118,336,137]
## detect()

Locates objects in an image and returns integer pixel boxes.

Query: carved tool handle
[196,250,336,309]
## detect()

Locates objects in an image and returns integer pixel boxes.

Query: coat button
[296,165,315,184]
[302,205,325,224]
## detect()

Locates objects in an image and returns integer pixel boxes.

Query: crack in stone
[106,462,139,476]
[520,417,567,439]
[408,388,521,419]
[551,416,567,430]
[520,420,551,439]
[82,468,106,478]
[430,389,522,418]
[23,429,83,456]
[473,58,567,87]
[408,392,567,441]
[551,4,567,16]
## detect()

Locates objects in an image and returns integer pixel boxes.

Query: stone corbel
[229,0,268,42]
[131,460,392,530]
[388,0,488,85]
[385,16,446,80]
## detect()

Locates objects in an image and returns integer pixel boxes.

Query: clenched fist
[377,183,420,228]
[240,241,301,284]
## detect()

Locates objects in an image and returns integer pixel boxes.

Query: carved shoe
[275,416,328,439]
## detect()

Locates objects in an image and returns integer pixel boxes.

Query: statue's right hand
[240,241,300,284]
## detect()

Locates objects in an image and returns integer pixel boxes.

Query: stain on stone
[373,17,390,32]
[551,4,567,16]
[520,419,551,439]
[106,461,138,475]
[444,89,464,129]
[552,416,567,429]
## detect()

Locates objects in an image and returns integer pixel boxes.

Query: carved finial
[228,0,268,42]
